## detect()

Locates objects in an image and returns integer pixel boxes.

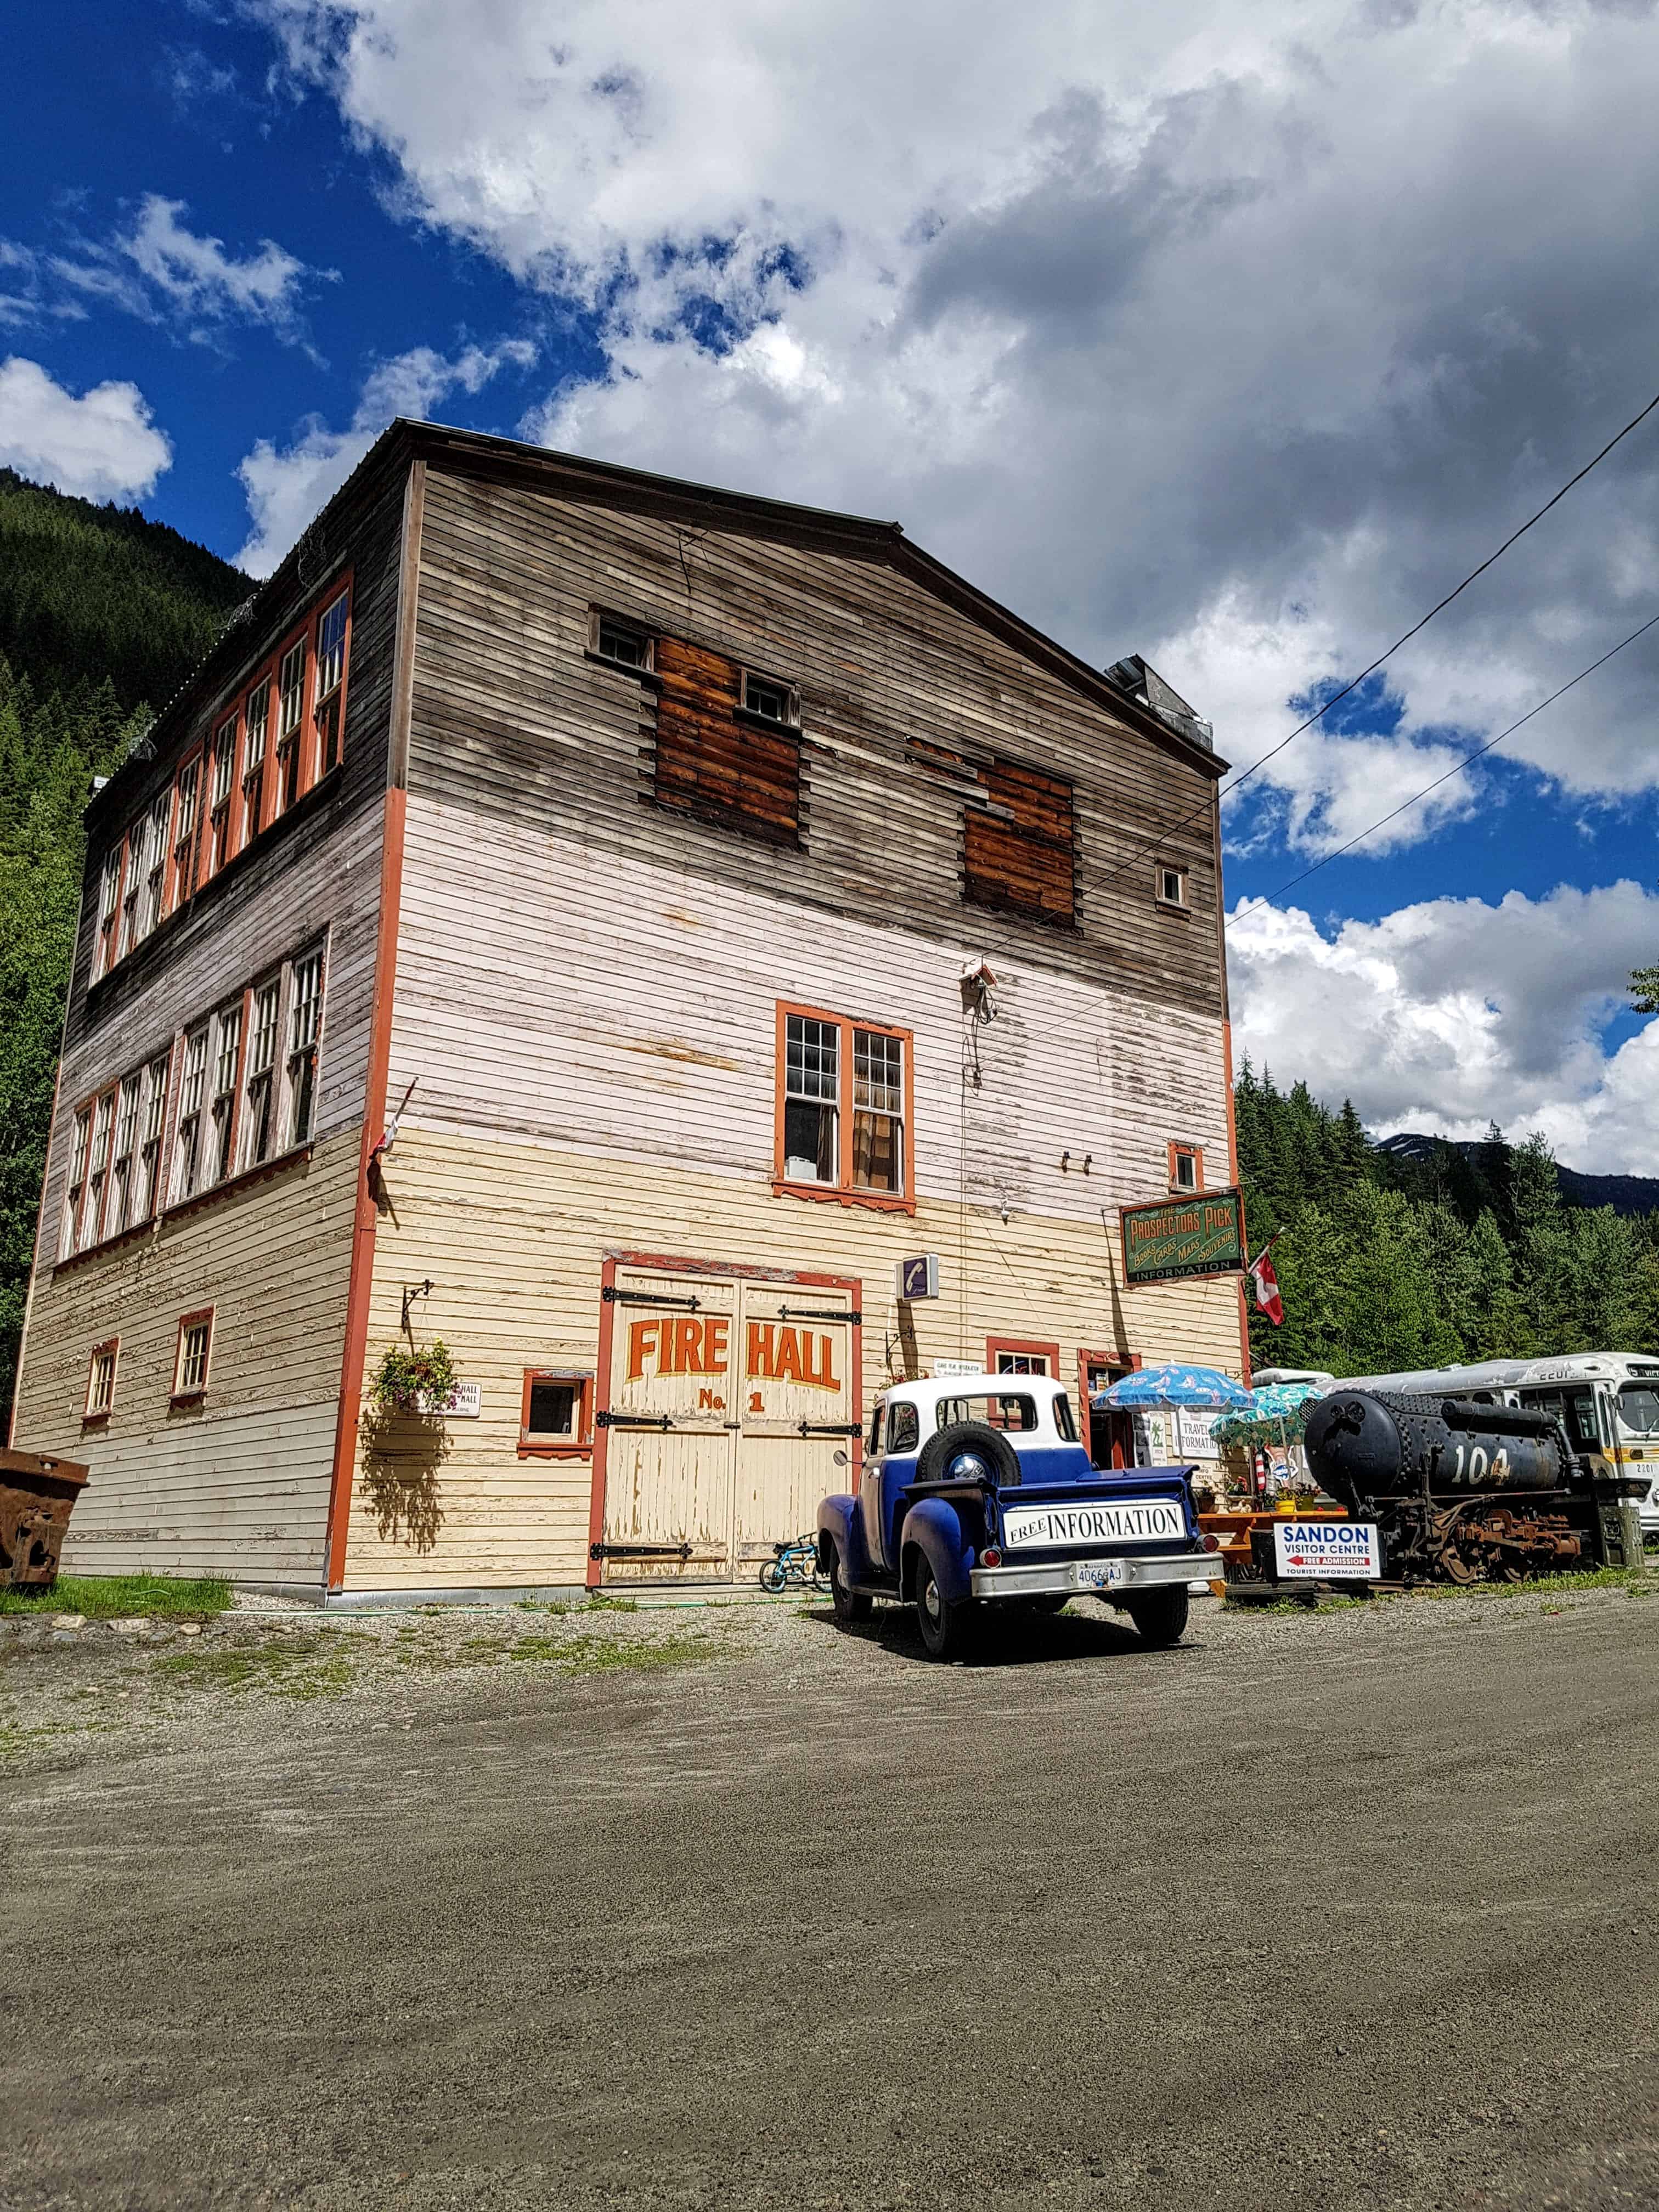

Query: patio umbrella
[1093,1363,1252,1411]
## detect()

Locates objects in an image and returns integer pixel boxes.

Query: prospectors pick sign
[1120,1188,1246,1286]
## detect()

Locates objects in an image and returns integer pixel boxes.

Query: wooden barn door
[733,1286,859,1573]
[599,1267,738,1584]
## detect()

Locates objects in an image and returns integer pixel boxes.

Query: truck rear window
[937,1394,1037,1432]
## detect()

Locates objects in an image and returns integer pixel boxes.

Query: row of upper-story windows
[589,606,1194,930]
[93,580,352,982]
[60,939,327,1261]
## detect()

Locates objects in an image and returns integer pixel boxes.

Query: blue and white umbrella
[1093,1363,1251,1412]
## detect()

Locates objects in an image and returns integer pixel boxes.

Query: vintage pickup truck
[816,1372,1216,1658]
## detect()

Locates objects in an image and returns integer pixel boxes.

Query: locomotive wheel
[1438,1544,1478,1585]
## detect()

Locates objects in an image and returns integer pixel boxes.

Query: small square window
[1170,1143,1203,1193]
[742,669,797,725]
[1156,866,1189,910]
[593,612,653,673]
[520,1370,594,1455]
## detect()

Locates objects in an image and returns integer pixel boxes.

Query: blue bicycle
[759,1533,828,1594]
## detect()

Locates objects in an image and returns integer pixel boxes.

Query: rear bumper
[970,1550,1211,1599]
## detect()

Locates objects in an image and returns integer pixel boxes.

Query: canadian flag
[1248,1242,1284,1327]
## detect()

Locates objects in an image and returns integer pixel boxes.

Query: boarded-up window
[963,758,1075,926]
[653,635,800,847]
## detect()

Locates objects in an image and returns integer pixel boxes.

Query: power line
[1229,605,1659,925]
[1108,380,1659,883]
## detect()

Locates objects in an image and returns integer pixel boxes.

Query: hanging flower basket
[368,1340,460,1419]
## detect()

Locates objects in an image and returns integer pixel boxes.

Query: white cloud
[235,337,538,574]
[252,0,1659,842]
[0,356,172,501]
[50,195,328,346]
[1228,880,1659,1172]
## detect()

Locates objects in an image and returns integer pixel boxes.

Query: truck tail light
[981,1546,1002,1568]
[1201,1533,1221,1553]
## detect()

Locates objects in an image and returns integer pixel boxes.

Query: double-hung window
[242,679,270,840]
[1168,1142,1203,1194]
[241,980,280,1168]
[207,715,237,875]
[82,1091,114,1249]
[313,591,348,776]
[94,848,121,979]
[776,1005,912,1207]
[169,755,200,912]
[276,639,306,813]
[136,1051,170,1222]
[139,792,171,940]
[210,1001,244,1183]
[285,948,323,1146]
[109,1074,141,1234]
[172,1309,213,1402]
[118,817,147,958]
[63,1107,92,1257]
[172,1027,208,1202]
[85,1339,118,1423]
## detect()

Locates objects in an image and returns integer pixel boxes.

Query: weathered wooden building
[9,422,1248,1597]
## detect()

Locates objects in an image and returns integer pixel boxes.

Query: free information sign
[1273,1520,1381,1579]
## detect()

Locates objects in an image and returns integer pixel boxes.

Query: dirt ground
[2,1579,1656,2211]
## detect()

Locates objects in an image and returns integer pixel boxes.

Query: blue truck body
[816,1372,1215,1657]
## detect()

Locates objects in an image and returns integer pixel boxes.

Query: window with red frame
[1168,1142,1204,1193]
[776,1004,912,1206]
[241,677,270,845]
[168,753,201,913]
[313,588,349,776]
[84,1338,118,1422]
[206,712,238,876]
[172,1309,213,1401]
[518,1370,595,1456]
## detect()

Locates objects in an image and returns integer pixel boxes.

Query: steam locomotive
[1302,1388,1635,1584]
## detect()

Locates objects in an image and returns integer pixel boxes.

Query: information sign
[1272,1520,1381,1579]
[1120,1189,1246,1287]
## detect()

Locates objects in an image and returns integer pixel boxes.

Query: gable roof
[89,416,1226,830]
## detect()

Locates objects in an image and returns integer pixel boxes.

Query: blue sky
[3,0,1657,1167]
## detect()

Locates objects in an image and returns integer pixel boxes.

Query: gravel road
[2,1582,1656,2210]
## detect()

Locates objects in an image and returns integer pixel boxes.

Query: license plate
[1073,1559,1127,1590]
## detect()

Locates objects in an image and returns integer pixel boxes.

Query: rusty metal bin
[1,1449,91,1589]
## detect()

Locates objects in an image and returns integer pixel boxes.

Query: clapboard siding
[388,797,1226,1218]
[408,468,1224,1014]
[14,1130,362,1582]
[345,1124,1243,1590]
[9,444,410,1583]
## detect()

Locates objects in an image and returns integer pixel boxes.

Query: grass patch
[0,1573,234,1619]
[154,1628,369,1701]
[556,1630,708,1675]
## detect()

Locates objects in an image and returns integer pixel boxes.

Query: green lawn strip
[0,1573,234,1619]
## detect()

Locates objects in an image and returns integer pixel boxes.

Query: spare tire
[915,1419,1021,1489]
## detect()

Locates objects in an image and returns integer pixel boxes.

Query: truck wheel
[915,1557,973,1660]
[1126,1587,1189,1648]
[828,1541,872,1626]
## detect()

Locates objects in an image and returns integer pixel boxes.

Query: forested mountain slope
[1,477,247,1428]
[1234,1064,1659,1379]
[0,470,247,713]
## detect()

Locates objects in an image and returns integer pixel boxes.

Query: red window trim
[171,1306,216,1404]
[772,998,917,1215]
[518,1369,595,1459]
[98,569,353,957]
[1077,1348,1142,1468]
[83,1336,119,1425]
[985,1335,1061,1376]
[1167,1141,1205,1194]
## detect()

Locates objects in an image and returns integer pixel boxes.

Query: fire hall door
[599,1269,857,1584]
[600,1267,740,1584]
[733,1287,859,1575]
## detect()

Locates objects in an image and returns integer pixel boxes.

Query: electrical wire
[1228,605,1659,924]
[1107,381,1659,883]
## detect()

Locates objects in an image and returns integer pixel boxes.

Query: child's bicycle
[758,1532,828,1594]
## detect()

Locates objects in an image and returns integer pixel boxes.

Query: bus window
[1617,1385,1659,1439]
